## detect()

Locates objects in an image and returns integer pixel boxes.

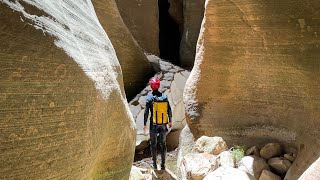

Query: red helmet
[149,77,160,90]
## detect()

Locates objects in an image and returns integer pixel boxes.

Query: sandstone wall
[0,1,135,179]
[168,0,184,34]
[115,0,159,56]
[179,0,205,68]
[93,0,154,100]
[183,0,320,179]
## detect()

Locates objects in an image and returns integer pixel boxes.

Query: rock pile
[244,143,297,179]
[177,127,297,180]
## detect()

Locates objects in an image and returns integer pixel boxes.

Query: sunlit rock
[183,1,320,179]
[0,1,135,179]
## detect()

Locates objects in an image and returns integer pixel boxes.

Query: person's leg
[150,132,158,169]
[159,126,167,170]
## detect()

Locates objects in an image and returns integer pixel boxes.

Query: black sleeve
[144,100,151,126]
[167,100,172,122]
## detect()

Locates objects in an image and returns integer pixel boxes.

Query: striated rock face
[115,0,159,56]
[183,0,320,179]
[0,1,135,179]
[179,0,205,68]
[93,0,154,100]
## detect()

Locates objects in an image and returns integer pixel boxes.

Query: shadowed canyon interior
[0,0,319,179]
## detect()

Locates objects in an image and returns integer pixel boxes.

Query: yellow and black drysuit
[144,90,172,169]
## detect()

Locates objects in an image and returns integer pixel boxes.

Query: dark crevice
[158,0,181,65]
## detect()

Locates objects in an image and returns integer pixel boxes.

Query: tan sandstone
[93,0,154,100]
[179,0,205,68]
[0,1,135,179]
[183,0,320,179]
[115,0,159,56]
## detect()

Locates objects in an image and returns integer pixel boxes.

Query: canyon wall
[115,0,159,56]
[179,0,205,68]
[0,1,135,179]
[93,0,154,100]
[183,0,320,179]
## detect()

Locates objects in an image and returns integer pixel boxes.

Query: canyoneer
[144,77,172,170]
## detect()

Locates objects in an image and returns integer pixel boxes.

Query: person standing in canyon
[144,77,172,170]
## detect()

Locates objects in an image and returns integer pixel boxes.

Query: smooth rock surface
[177,125,196,175]
[0,1,135,179]
[168,0,184,33]
[115,0,159,56]
[238,156,270,179]
[298,157,320,180]
[180,0,205,68]
[220,151,235,168]
[93,0,154,100]
[260,143,281,160]
[183,1,320,179]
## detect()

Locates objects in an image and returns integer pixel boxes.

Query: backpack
[152,95,168,125]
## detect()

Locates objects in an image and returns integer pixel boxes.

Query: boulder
[259,170,281,180]
[183,0,320,178]
[246,146,260,157]
[284,153,296,162]
[283,145,298,155]
[175,126,205,180]
[115,0,159,56]
[238,156,270,179]
[92,0,154,100]
[193,136,228,155]
[220,151,235,168]
[0,1,135,179]
[147,54,162,72]
[172,100,187,130]
[204,167,254,180]
[180,0,205,68]
[260,143,282,160]
[268,157,292,175]
[298,157,320,180]
[177,125,196,173]
[129,166,145,180]
[180,153,218,180]
[166,130,181,151]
